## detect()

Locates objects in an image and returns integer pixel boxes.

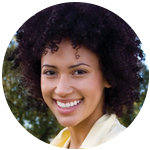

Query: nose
[55,75,73,97]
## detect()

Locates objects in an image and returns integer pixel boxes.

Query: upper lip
[53,98,83,103]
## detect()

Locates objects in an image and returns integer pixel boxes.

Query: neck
[68,93,105,149]
[68,110,104,149]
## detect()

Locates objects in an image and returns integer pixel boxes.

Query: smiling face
[41,39,110,127]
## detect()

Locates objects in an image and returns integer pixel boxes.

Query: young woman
[8,2,145,149]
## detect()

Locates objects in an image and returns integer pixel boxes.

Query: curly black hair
[8,2,145,117]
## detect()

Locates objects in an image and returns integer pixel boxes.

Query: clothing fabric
[50,114,126,148]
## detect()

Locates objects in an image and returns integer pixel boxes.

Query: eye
[44,70,57,76]
[73,70,87,75]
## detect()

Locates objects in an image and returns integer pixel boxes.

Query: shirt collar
[50,114,117,149]
[80,114,116,148]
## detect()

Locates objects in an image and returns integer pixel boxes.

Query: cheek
[81,76,105,101]
[41,78,53,100]
[80,75,104,92]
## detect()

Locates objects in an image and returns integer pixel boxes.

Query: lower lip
[54,100,83,115]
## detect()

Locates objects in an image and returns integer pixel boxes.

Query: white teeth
[62,103,65,108]
[74,101,77,105]
[56,100,82,108]
[70,102,74,107]
[66,103,70,108]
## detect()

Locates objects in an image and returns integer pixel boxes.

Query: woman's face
[41,40,110,127]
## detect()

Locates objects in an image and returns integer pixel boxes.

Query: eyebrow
[41,63,91,69]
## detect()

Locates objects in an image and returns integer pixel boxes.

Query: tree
[2,38,63,143]
[2,2,149,149]
[119,67,149,148]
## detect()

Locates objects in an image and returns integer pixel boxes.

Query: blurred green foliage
[119,69,149,148]
[2,39,63,143]
[2,2,149,149]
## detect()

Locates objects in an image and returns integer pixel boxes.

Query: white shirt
[50,114,126,148]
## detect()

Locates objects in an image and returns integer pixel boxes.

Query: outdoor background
[2,2,149,149]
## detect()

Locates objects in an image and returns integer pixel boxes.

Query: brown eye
[73,70,87,75]
[45,70,56,76]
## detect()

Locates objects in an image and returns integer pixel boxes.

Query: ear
[104,80,111,88]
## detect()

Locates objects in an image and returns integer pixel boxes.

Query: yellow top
[50,114,126,148]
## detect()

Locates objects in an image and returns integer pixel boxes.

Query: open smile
[53,99,83,114]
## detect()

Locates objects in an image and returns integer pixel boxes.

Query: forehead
[41,40,99,66]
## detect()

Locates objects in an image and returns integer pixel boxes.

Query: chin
[57,117,78,127]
